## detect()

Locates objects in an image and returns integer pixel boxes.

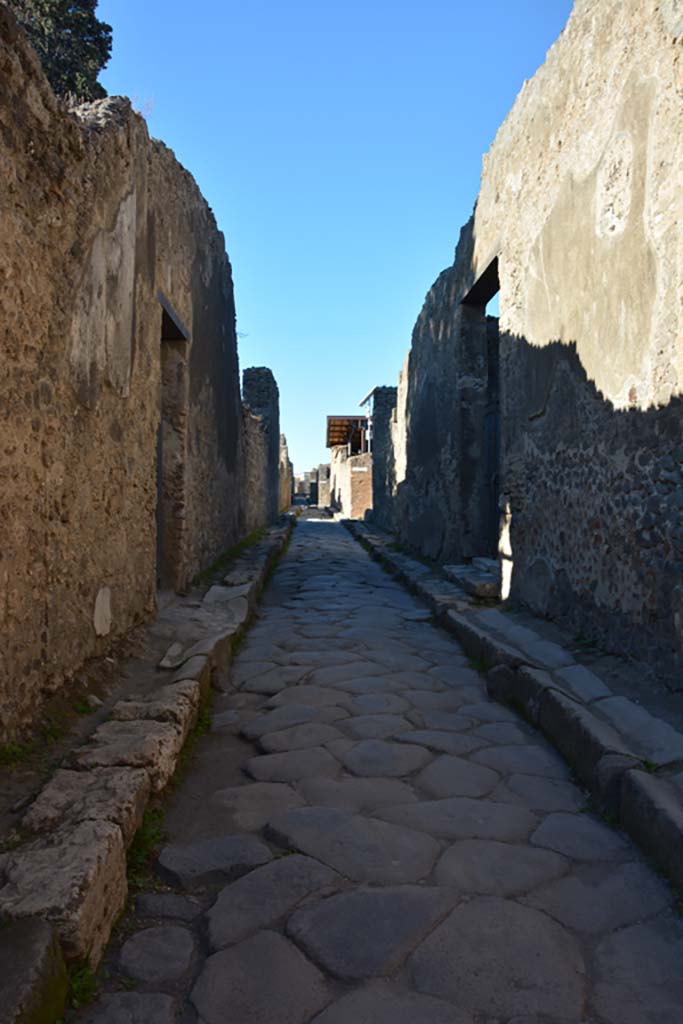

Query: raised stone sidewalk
[74,518,683,1024]
[345,519,683,891]
[0,517,293,1023]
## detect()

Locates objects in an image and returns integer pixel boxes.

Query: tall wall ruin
[279,435,293,511]
[373,0,683,684]
[0,9,283,738]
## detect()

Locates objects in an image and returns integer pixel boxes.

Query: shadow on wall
[387,327,683,687]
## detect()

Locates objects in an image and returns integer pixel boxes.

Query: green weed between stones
[127,808,167,893]
[467,655,489,675]
[67,963,98,1010]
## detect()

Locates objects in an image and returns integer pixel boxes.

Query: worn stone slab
[472,722,534,745]
[242,666,309,695]
[0,918,67,1024]
[311,984,473,1024]
[393,730,482,756]
[593,916,683,1024]
[119,925,194,982]
[531,812,632,861]
[245,746,341,782]
[492,773,585,813]
[340,739,432,777]
[553,664,611,703]
[404,691,465,711]
[413,711,479,732]
[296,776,417,813]
[435,839,568,895]
[191,931,329,1024]
[341,714,414,740]
[111,679,200,733]
[308,662,388,687]
[322,674,407,694]
[349,693,411,715]
[287,885,456,979]
[592,695,683,766]
[260,722,344,753]
[267,685,350,708]
[156,835,272,888]
[266,806,439,883]
[620,769,683,888]
[81,993,178,1024]
[242,705,318,739]
[70,719,183,792]
[0,820,126,965]
[471,743,570,780]
[415,756,499,799]
[211,782,305,831]
[22,767,150,845]
[172,654,209,688]
[427,665,485,689]
[410,897,585,1018]
[135,892,202,922]
[524,860,672,934]
[538,689,633,786]
[455,700,519,723]
[377,797,537,842]
[234,660,280,686]
[207,855,339,949]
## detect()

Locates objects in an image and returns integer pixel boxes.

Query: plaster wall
[0,10,279,737]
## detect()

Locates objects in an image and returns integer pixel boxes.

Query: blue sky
[98,0,573,473]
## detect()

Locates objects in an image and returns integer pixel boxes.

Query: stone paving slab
[156,834,272,889]
[191,931,329,1024]
[287,885,457,979]
[311,984,474,1024]
[266,806,439,883]
[207,855,340,949]
[410,897,586,1019]
[75,520,683,1024]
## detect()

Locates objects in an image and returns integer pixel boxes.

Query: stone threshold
[0,516,294,1024]
[344,519,683,892]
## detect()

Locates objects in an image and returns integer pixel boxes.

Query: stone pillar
[243,367,280,523]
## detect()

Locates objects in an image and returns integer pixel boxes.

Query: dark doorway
[462,257,500,557]
[157,296,190,592]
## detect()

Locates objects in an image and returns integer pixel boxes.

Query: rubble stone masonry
[372,0,683,685]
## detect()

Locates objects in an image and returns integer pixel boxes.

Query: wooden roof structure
[326,415,368,449]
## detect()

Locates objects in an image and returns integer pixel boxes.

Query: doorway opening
[157,295,190,593]
[462,257,500,558]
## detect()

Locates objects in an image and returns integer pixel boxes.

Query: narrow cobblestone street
[89,521,683,1024]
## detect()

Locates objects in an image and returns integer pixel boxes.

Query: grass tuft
[67,964,98,1010]
[127,808,167,892]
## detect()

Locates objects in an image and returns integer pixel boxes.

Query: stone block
[119,925,194,983]
[21,767,150,845]
[620,769,683,888]
[592,696,683,767]
[553,664,611,703]
[537,689,633,787]
[70,719,184,792]
[156,835,272,889]
[0,918,68,1024]
[80,993,178,1024]
[110,680,200,739]
[0,820,127,965]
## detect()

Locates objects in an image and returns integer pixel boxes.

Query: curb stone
[0,516,294,1020]
[343,518,683,889]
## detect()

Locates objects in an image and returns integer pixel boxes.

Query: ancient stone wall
[317,464,331,508]
[369,387,397,531]
[330,448,372,519]
[243,368,280,522]
[0,9,280,738]
[373,0,683,682]
[278,435,293,511]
